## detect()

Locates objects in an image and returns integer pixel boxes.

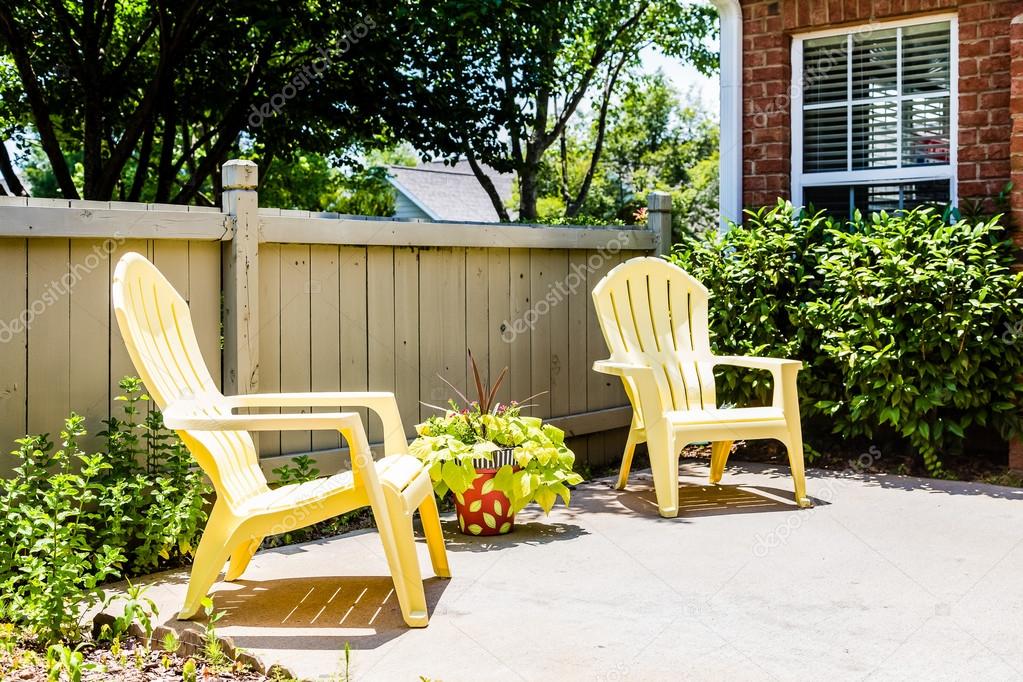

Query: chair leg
[417,492,451,578]
[377,489,429,627]
[709,440,733,484]
[647,428,680,518]
[224,535,264,582]
[784,437,812,508]
[615,429,640,490]
[178,508,238,620]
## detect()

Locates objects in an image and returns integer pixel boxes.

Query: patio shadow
[727,461,1023,501]
[610,479,801,518]
[439,519,589,552]
[183,575,451,651]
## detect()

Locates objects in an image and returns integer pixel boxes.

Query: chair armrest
[711,356,802,372]
[709,356,801,408]
[592,360,669,426]
[163,401,363,433]
[592,360,654,377]
[224,392,409,455]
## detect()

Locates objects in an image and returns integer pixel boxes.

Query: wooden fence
[0,160,665,477]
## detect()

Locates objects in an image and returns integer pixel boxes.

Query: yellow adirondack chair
[112,253,449,626]
[592,257,810,518]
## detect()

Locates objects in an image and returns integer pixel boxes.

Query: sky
[640,44,720,117]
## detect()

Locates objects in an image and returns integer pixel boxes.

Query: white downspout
[712,0,743,229]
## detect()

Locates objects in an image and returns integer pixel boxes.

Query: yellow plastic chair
[112,253,449,625]
[592,257,810,517]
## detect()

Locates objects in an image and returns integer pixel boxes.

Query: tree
[392,0,718,222]
[0,0,404,203]
[256,146,416,214]
[534,73,719,230]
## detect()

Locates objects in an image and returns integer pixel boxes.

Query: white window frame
[790,14,959,212]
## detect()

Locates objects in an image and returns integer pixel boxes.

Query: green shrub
[672,201,1023,474]
[0,378,212,642]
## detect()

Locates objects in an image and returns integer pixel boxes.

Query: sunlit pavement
[103,461,1023,681]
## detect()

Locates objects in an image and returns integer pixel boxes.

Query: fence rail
[0,160,667,476]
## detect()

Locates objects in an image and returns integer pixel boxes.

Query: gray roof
[387,160,514,222]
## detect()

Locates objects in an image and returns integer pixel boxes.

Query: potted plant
[410,351,584,536]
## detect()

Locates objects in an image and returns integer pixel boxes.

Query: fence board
[69,240,112,450]
[0,239,27,473]
[258,244,282,456]
[487,249,512,407]
[26,239,71,436]
[310,245,341,451]
[367,246,395,443]
[508,249,531,405]
[339,246,369,432]
[529,250,556,418]
[465,248,490,395]
[187,241,222,387]
[393,247,420,438]
[279,244,312,454]
[547,250,571,418]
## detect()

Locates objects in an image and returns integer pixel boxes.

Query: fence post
[221,159,259,395]
[647,191,672,257]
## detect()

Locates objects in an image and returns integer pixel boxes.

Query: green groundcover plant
[410,352,583,514]
[672,201,1023,475]
[0,378,212,643]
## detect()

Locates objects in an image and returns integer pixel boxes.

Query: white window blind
[793,18,956,217]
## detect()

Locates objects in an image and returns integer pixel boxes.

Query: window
[792,17,957,218]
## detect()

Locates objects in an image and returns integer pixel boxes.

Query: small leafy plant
[0,378,212,643]
[410,351,583,514]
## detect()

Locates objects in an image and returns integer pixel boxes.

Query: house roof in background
[387,160,514,222]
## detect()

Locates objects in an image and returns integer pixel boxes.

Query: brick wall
[741,0,1023,211]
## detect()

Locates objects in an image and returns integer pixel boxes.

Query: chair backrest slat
[593,257,717,421]
[113,253,268,507]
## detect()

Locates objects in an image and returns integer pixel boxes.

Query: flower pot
[454,447,518,536]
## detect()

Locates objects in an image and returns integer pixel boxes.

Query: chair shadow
[725,461,1023,501]
[161,574,450,651]
[601,476,807,519]
[439,519,589,552]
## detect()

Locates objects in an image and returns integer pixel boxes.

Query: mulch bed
[1,637,271,682]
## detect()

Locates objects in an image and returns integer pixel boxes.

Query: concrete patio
[110,461,1023,681]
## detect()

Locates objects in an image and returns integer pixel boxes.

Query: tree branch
[0,141,28,196]
[465,145,510,222]
[0,3,80,198]
[567,52,628,217]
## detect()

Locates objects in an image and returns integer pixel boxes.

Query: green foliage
[264,455,365,548]
[45,643,99,682]
[672,201,1023,474]
[0,378,211,643]
[0,420,123,643]
[256,147,417,214]
[200,597,228,667]
[102,582,159,644]
[272,455,320,487]
[1,1,403,202]
[537,73,719,230]
[394,0,719,220]
[99,377,212,571]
